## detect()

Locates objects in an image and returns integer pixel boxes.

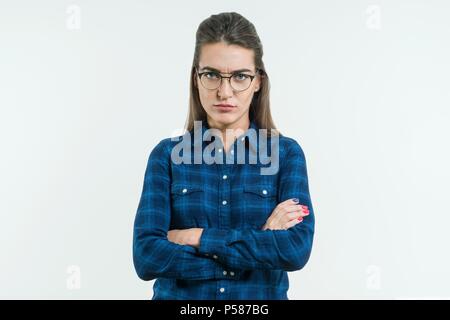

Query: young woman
[133,12,315,300]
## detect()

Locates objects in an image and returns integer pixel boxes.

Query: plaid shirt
[133,120,315,300]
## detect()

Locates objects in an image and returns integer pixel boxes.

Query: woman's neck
[206,116,250,152]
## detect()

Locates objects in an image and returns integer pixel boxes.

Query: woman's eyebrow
[200,66,254,73]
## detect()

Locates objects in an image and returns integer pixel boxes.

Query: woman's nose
[217,78,234,98]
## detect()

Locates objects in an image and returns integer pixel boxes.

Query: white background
[1,0,449,299]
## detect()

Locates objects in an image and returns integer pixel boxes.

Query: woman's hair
[185,12,279,136]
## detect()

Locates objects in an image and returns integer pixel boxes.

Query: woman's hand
[167,228,203,248]
[262,198,309,231]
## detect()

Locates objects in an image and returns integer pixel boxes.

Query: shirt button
[230,271,235,276]
[213,255,218,259]
[241,137,245,141]
[230,150,234,155]
[223,270,227,275]
[218,148,223,153]
[222,175,227,180]
[222,200,227,205]
[182,188,188,193]
[262,189,268,195]
[219,287,225,293]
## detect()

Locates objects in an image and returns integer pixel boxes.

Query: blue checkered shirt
[133,120,315,300]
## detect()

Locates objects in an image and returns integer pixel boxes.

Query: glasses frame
[195,67,260,92]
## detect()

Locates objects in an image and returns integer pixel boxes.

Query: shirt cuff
[197,228,230,257]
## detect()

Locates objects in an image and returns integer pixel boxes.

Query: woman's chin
[209,114,238,126]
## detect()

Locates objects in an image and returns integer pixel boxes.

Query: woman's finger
[285,218,302,229]
[284,204,304,213]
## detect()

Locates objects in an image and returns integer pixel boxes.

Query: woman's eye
[205,72,220,79]
[233,73,249,81]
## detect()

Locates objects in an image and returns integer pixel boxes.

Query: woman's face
[196,42,261,129]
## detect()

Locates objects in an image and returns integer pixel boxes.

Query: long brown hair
[185,12,280,136]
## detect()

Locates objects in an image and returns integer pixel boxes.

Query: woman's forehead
[199,42,255,73]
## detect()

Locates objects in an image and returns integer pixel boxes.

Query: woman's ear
[193,73,198,88]
[193,67,199,88]
[254,73,262,92]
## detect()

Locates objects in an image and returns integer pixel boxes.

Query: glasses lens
[230,74,252,91]
[200,72,221,90]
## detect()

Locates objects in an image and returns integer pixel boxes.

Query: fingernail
[292,198,299,203]
[297,218,303,222]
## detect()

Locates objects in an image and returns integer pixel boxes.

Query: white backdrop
[1,0,449,299]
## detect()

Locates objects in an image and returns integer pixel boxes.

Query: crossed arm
[133,139,314,280]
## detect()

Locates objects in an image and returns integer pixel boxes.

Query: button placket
[216,143,232,294]
[219,164,231,229]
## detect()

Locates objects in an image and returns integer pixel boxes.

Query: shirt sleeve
[133,139,229,281]
[197,139,315,271]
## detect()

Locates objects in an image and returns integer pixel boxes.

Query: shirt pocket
[243,185,277,198]
[241,184,278,228]
[170,183,205,227]
[170,184,204,197]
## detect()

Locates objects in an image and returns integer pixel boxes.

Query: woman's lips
[214,104,236,112]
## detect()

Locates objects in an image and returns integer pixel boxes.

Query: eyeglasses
[195,68,259,92]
